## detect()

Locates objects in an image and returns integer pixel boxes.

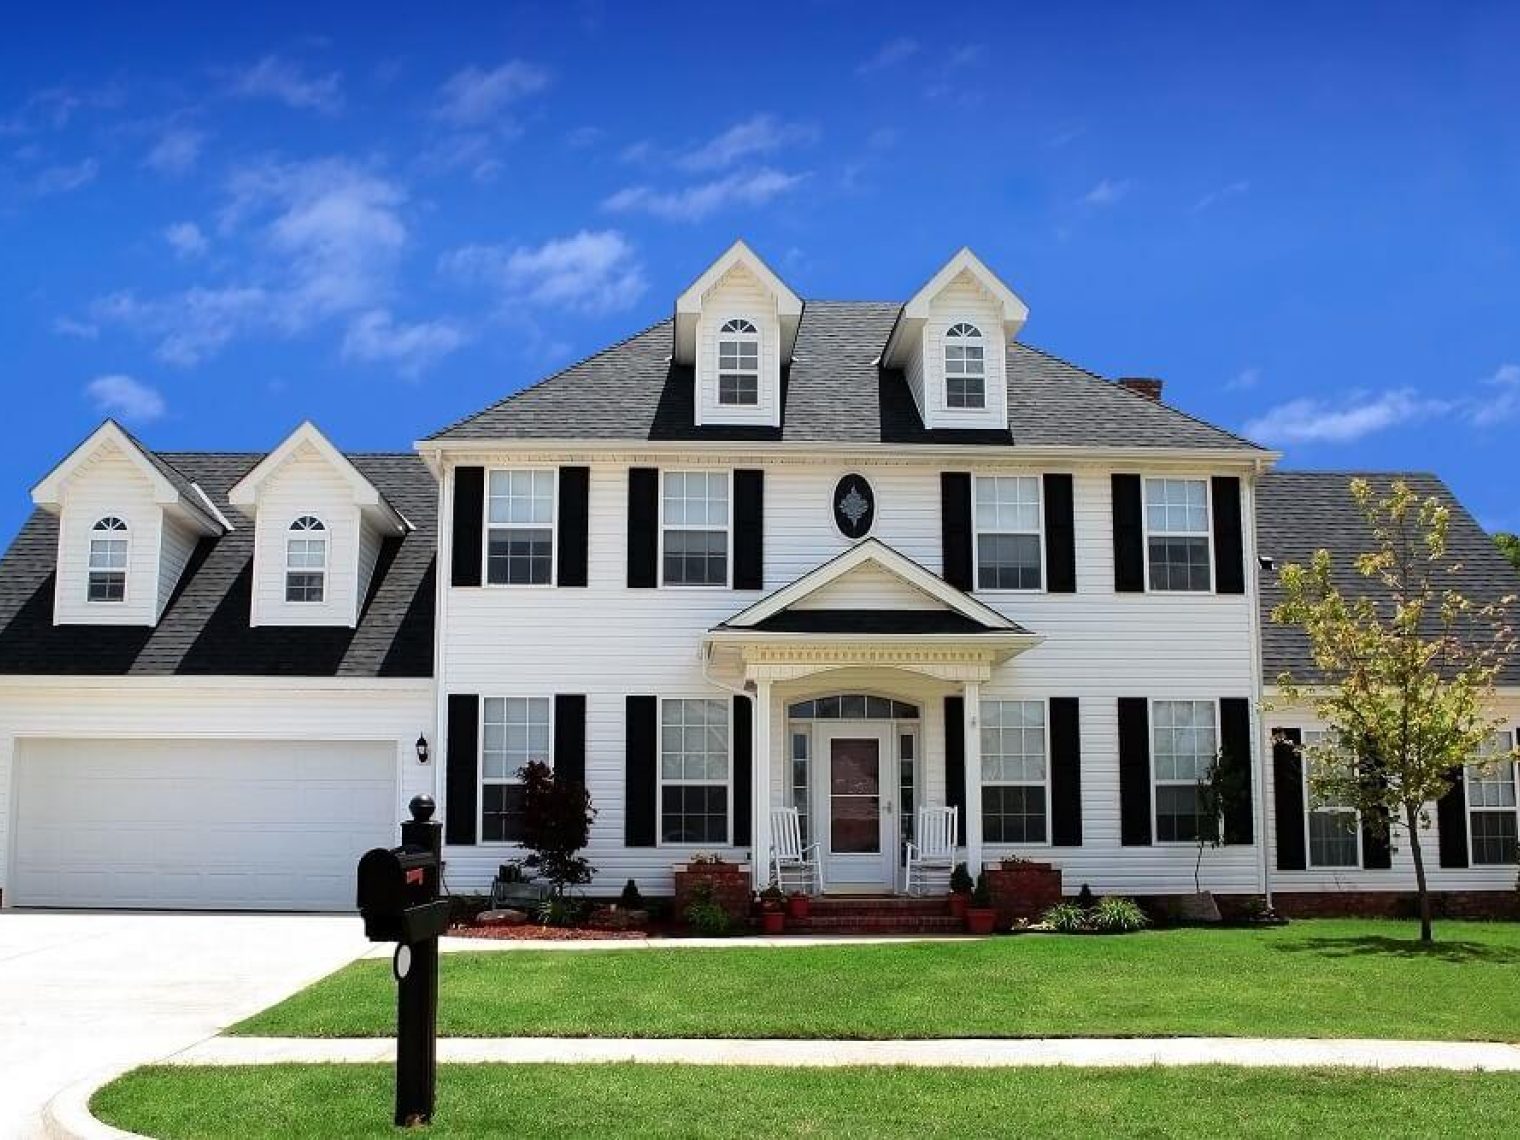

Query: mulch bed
[449,923,652,941]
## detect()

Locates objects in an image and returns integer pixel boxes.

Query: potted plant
[758,884,787,934]
[948,862,973,920]
[966,871,997,935]
[786,890,811,920]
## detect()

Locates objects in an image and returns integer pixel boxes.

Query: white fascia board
[30,420,181,512]
[0,674,433,693]
[673,240,804,364]
[229,421,407,533]
[883,247,1030,367]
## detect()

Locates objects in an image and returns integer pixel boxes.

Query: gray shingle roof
[427,302,1265,451]
[1256,472,1520,686]
[0,452,436,678]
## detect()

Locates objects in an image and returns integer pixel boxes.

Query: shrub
[535,895,584,928]
[1076,883,1095,909]
[518,760,597,897]
[949,863,973,894]
[619,879,644,909]
[1090,896,1149,933]
[1041,901,1089,932]
[683,881,731,936]
[971,871,992,909]
[759,884,786,908]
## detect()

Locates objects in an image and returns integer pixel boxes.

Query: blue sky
[4,1,1520,544]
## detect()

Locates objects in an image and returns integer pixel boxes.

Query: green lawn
[92,1063,1520,1139]
[232,919,1520,1042]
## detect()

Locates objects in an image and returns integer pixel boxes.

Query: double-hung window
[1152,699,1218,842]
[87,516,128,602]
[1467,731,1519,866]
[981,700,1048,844]
[285,515,327,602]
[974,476,1042,590]
[660,698,730,844]
[487,469,554,585]
[1303,729,1360,868]
[944,322,985,408]
[717,318,759,406]
[662,471,728,586]
[481,696,552,842]
[1145,478,1212,591]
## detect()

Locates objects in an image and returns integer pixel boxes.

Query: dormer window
[945,322,986,409]
[87,517,128,602]
[717,318,760,406]
[285,516,328,603]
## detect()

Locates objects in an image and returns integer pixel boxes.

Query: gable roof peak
[674,240,804,365]
[227,421,408,531]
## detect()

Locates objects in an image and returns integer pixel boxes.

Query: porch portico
[703,540,1041,891]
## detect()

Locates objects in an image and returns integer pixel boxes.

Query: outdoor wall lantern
[415,734,430,764]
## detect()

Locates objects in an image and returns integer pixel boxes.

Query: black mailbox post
[357,794,448,1126]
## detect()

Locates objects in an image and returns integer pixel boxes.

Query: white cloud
[32,158,98,195]
[441,230,647,315]
[603,168,808,223]
[1083,178,1131,207]
[164,221,208,259]
[94,286,272,367]
[0,84,121,135]
[1225,367,1261,392]
[1243,388,1449,445]
[85,374,166,423]
[678,115,816,172]
[857,37,918,75]
[1468,363,1520,426]
[52,316,99,339]
[433,60,550,126]
[342,309,468,377]
[227,55,343,113]
[143,128,205,176]
[1192,179,1250,212]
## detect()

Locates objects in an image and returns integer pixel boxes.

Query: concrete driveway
[0,911,370,1139]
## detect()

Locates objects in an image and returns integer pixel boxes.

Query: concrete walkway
[172,1035,1520,1072]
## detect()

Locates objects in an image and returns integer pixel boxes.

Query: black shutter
[445,693,479,846]
[1359,745,1393,869]
[1049,697,1082,846]
[625,696,658,846]
[1437,766,1469,869]
[1111,474,1144,593]
[1218,698,1255,844]
[733,470,764,590]
[1118,697,1152,846]
[944,696,966,844]
[941,473,973,590]
[554,694,586,786]
[557,467,589,588]
[1043,473,1076,593]
[451,467,484,588]
[1272,728,1306,871]
[732,695,753,846]
[1211,476,1245,595]
[627,468,659,588]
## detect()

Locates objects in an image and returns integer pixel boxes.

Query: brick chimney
[1116,377,1163,402]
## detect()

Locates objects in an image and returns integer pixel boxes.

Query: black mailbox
[356,847,449,944]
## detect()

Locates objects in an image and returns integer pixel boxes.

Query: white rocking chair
[770,806,823,894]
[903,805,959,896]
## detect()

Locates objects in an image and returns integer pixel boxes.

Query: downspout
[1244,461,1273,909]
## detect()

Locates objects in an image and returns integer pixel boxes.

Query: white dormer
[30,421,228,627]
[882,248,1029,432]
[674,240,803,428]
[228,422,409,628]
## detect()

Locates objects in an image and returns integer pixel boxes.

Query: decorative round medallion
[832,473,876,540]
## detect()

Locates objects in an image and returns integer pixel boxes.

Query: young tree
[1494,532,1520,572]
[1192,748,1249,897]
[1272,479,1517,942]
[517,760,596,897]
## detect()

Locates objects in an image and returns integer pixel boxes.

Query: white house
[0,242,1514,915]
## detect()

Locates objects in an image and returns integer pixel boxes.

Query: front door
[816,723,895,892]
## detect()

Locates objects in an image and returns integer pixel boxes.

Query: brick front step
[808,897,951,917]
[784,915,966,934]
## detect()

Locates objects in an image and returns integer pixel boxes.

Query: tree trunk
[1405,801,1433,943]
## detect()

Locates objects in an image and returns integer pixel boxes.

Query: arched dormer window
[717,317,760,406]
[285,515,327,603]
[944,322,986,409]
[87,516,129,602]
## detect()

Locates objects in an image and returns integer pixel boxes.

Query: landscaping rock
[476,908,529,927]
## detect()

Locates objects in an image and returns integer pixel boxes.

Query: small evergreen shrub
[1090,895,1149,933]
[619,879,644,909]
[1041,901,1089,932]
[1076,883,1095,909]
[971,871,992,908]
[949,863,974,894]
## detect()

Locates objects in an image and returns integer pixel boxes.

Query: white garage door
[11,738,398,911]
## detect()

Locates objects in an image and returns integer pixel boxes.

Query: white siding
[792,563,941,610]
[357,518,383,612]
[52,444,164,628]
[916,271,1010,432]
[248,447,362,627]
[694,264,782,428]
[157,515,199,620]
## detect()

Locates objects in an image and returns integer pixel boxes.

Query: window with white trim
[790,727,811,847]
[981,700,1047,844]
[975,476,1042,590]
[284,516,327,603]
[1467,731,1518,866]
[487,469,554,585]
[1303,729,1360,868]
[660,698,730,843]
[717,318,759,406]
[1152,699,1218,842]
[662,471,728,586]
[87,516,128,602]
[944,322,985,409]
[1145,478,1212,591]
[481,696,552,843]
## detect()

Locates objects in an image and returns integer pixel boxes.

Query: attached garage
[10,738,399,911]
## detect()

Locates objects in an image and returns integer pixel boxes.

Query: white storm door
[815,723,895,892]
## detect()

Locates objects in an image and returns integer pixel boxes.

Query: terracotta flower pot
[786,894,810,920]
[760,909,786,935]
[966,907,997,935]
[949,892,970,920]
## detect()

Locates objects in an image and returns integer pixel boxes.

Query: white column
[751,679,773,890]
[962,681,983,878]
